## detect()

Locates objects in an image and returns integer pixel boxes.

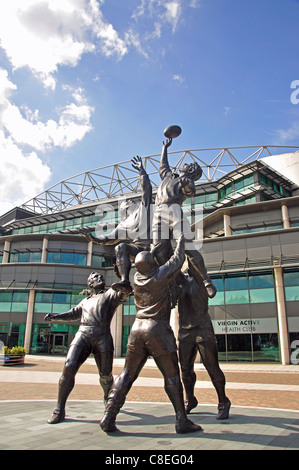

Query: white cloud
[1,74,94,152]
[164,2,182,32]
[173,74,185,85]
[0,68,94,213]
[132,0,183,36]
[0,130,52,215]
[274,121,299,145]
[0,0,129,89]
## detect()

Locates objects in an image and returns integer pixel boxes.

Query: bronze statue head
[87,271,106,293]
[135,251,158,274]
[179,162,202,181]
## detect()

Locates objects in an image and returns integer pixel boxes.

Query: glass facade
[209,271,279,362]
[47,251,87,265]
[284,268,299,354]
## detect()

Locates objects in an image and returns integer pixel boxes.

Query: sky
[0,0,299,215]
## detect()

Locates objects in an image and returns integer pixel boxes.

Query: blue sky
[0,0,299,214]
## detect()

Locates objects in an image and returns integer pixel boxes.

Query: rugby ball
[163,125,182,139]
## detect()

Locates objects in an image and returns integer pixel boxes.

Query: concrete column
[41,237,48,263]
[2,240,10,263]
[274,267,290,365]
[86,240,93,266]
[223,214,232,237]
[281,204,290,229]
[24,290,35,353]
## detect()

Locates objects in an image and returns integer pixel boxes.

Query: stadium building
[1,145,299,364]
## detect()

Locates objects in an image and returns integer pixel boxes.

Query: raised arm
[159,138,173,180]
[156,234,185,282]
[132,156,152,207]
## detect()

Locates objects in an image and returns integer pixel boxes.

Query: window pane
[35,292,53,303]
[249,288,275,303]
[225,290,249,304]
[225,276,248,290]
[74,253,86,265]
[252,334,279,362]
[19,252,30,262]
[284,271,299,287]
[30,252,41,262]
[12,292,28,302]
[285,286,299,301]
[53,293,71,304]
[10,253,18,262]
[60,253,74,264]
[11,302,28,312]
[47,252,60,263]
[210,277,224,291]
[34,303,52,313]
[226,334,252,362]
[249,273,274,289]
[0,292,12,302]
[205,192,218,203]
[209,292,225,305]
[0,302,12,311]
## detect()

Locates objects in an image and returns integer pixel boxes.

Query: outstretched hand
[131,155,144,171]
[163,138,172,148]
[44,313,55,321]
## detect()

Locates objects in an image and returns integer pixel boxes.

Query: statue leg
[112,243,140,293]
[178,340,198,414]
[94,349,114,402]
[154,352,202,434]
[48,335,91,424]
[198,341,231,419]
[100,350,148,432]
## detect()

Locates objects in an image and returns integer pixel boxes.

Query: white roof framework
[21,145,299,214]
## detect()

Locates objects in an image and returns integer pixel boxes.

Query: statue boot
[216,398,231,420]
[47,375,74,424]
[182,372,198,414]
[164,382,202,434]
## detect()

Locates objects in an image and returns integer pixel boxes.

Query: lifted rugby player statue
[151,126,217,302]
[80,156,152,295]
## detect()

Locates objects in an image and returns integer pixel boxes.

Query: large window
[209,271,279,362]
[34,291,84,314]
[47,251,87,265]
[0,291,28,313]
[10,251,41,263]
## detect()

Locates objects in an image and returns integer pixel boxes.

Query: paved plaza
[0,355,299,451]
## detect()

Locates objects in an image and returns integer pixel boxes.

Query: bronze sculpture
[44,271,129,424]
[45,125,230,433]
[100,235,202,434]
[151,137,217,301]
[178,255,231,419]
[80,156,152,294]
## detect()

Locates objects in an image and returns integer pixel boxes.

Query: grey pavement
[1,400,299,451]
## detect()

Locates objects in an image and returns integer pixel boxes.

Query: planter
[3,355,25,366]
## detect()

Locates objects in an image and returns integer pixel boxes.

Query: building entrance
[51,333,67,355]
